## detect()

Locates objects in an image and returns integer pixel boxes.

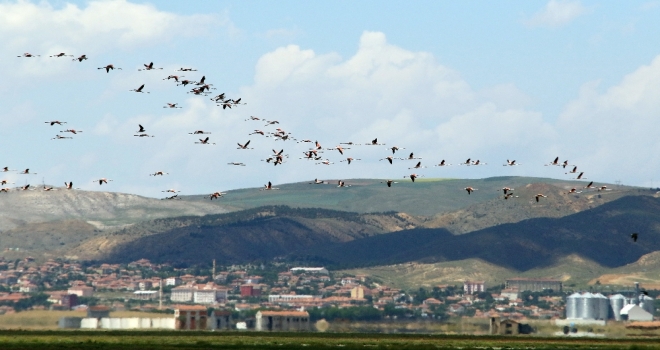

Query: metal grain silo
[594,293,608,320]
[609,294,626,321]
[581,292,596,319]
[566,292,581,319]
[640,295,655,316]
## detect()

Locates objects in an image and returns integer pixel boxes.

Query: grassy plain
[1,330,660,350]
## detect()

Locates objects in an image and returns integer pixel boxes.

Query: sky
[1,0,660,198]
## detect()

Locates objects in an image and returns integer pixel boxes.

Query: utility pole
[159,279,163,310]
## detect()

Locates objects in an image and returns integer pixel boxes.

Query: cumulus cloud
[556,55,660,186]
[0,0,221,54]
[524,0,587,28]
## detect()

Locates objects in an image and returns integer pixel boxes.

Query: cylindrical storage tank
[640,295,655,315]
[581,293,595,320]
[566,292,582,319]
[594,293,608,320]
[609,294,626,321]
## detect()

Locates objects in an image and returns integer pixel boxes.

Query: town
[0,256,654,332]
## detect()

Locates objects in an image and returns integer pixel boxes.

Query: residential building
[255,311,310,331]
[175,305,208,330]
[165,277,181,286]
[68,286,94,297]
[464,280,485,295]
[290,267,329,275]
[505,278,562,292]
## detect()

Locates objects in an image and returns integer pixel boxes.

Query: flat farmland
[1,331,660,350]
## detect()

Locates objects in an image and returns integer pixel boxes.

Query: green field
[1,331,660,350]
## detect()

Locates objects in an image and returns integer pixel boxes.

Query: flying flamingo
[409,162,425,169]
[545,157,560,166]
[434,160,451,167]
[368,138,384,145]
[567,188,582,194]
[237,140,253,149]
[138,62,162,71]
[150,171,168,176]
[177,67,197,71]
[0,180,13,185]
[504,160,519,166]
[134,134,154,138]
[164,103,182,108]
[50,52,72,58]
[261,181,280,190]
[189,130,211,135]
[20,169,36,175]
[51,135,72,140]
[64,182,79,189]
[337,180,350,188]
[501,187,514,195]
[206,191,226,200]
[95,178,112,185]
[464,187,477,195]
[598,186,612,191]
[162,189,180,193]
[18,53,39,57]
[310,179,326,184]
[574,172,587,180]
[316,159,333,165]
[73,55,87,62]
[534,194,547,202]
[227,162,246,166]
[195,137,215,145]
[98,64,122,73]
[340,157,360,164]
[61,129,82,134]
[565,166,578,174]
[45,121,67,126]
[406,174,423,182]
[130,84,149,93]
[504,193,518,200]
[389,146,404,154]
[380,156,395,164]
[584,181,596,189]
[381,180,398,187]
[163,194,180,200]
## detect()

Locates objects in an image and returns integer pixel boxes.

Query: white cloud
[524,0,587,28]
[0,0,221,54]
[556,55,660,185]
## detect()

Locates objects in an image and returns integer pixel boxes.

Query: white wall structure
[109,318,122,329]
[80,318,99,329]
[140,318,152,329]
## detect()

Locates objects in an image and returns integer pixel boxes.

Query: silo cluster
[566,291,655,321]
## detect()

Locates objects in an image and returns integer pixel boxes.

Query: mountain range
[1,176,658,287]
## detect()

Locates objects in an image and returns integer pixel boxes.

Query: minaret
[212,259,216,282]
[159,280,163,310]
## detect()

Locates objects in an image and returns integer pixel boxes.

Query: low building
[464,280,485,295]
[209,310,233,330]
[68,286,94,297]
[255,311,310,331]
[290,267,329,275]
[48,293,78,310]
[489,317,519,335]
[131,290,158,300]
[240,284,261,297]
[505,278,562,292]
[175,305,208,330]
[621,304,654,321]
[165,277,181,286]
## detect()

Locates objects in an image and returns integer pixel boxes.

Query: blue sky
[1,0,660,197]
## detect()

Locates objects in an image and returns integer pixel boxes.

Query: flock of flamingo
[2,51,615,205]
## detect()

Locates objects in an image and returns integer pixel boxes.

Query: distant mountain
[68,206,423,263]
[180,176,638,216]
[297,195,660,271]
[0,189,232,231]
